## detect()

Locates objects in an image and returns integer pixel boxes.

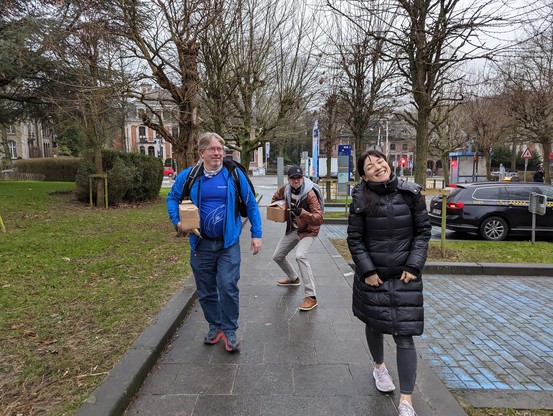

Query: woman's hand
[400,270,417,283]
[364,273,383,287]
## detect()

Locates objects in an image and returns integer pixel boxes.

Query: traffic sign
[521,147,533,159]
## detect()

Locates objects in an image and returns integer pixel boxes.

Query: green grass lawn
[0,181,190,415]
[330,238,553,264]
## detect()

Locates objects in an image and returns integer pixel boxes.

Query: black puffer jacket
[347,174,431,336]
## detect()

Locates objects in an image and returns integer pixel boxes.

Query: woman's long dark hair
[356,149,389,216]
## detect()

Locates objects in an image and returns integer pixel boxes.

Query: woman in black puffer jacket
[347,150,431,416]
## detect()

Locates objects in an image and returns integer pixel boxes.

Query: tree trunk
[414,112,430,186]
[441,152,450,186]
[540,139,552,184]
[94,145,106,208]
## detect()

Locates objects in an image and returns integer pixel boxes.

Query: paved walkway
[122,214,465,416]
[78,175,553,415]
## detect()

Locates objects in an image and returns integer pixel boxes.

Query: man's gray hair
[198,132,225,153]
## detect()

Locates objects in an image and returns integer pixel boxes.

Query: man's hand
[251,238,262,255]
[364,273,383,287]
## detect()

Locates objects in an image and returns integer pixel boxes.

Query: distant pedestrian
[166,132,262,352]
[534,166,544,182]
[347,149,431,416]
[272,166,324,311]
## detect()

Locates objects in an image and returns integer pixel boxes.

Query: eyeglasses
[204,146,224,153]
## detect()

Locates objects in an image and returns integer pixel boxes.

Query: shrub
[75,150,163,205]
[14,157,81,181]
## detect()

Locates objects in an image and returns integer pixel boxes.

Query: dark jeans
[190,240,241,333]
[365,325,417,394]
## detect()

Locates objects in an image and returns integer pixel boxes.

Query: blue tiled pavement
[322,223,553,394]
[421,274,553,391]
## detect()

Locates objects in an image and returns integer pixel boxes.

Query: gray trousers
[272,231,316,297]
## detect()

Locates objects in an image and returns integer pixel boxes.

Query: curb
[346,262,553,277]
[424,262,553,276]
[76,195,263,415]
[76,279,197,416]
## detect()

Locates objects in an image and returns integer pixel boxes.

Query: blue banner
[312,120,319,178]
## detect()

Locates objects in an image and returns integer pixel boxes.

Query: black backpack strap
[223,160,243,216]
[179,163,203,203]
[223,160,242,195]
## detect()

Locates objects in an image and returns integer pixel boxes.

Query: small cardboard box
[267,200,287,222]
[179,201,200,229]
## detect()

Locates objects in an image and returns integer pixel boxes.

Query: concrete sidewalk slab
[79,207,468,416]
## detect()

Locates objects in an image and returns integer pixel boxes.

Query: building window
[7,140,17,159]
[402,143,408,151]
[138,126,146,138]
[171,126,178,138]
[7,125,16,134]
[148,146,155,156]
[139,146,145,154]
[389,143,395,151]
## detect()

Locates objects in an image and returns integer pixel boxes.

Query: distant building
[1,120,56,163]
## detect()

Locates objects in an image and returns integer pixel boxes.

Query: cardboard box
[179,201,200,229]
[267,200,287,222]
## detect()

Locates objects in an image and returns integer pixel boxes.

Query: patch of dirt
[427,244,461,261]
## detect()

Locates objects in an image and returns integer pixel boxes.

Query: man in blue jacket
[167,132,262,352]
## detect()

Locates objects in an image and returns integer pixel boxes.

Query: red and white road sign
[521,148,533,159]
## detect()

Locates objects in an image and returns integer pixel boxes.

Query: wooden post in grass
[0,215,5,233]
[422,188,450,258]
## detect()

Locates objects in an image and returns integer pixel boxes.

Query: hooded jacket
[271,177,323,239]
[347,174,431,336]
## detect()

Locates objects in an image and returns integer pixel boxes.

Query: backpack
[180,160,255,218]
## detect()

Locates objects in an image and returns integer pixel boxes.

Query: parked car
[428,182,553,241]
[489,171,519,182]
[163,166,175,178]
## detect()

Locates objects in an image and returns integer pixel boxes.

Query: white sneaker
[373,365,396,393]
[398,400,417,416]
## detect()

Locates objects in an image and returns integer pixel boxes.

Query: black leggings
[365,325,417,394]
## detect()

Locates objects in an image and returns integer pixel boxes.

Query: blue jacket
[167,165,262,251]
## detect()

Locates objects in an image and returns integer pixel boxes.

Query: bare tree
[113,0,221,169]
[327,0,520,185]
[324,4,397,179]
[429,104,467,186]
[199,0,322,168]
[319,90,343,200]
[461,93,512,179]
[497,2,553,183]
[38,1,129,206]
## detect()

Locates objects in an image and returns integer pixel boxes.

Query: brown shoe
[299,296,317,311]
[277,277,301,286]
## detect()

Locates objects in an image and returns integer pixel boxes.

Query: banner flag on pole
[312,120,319,179]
